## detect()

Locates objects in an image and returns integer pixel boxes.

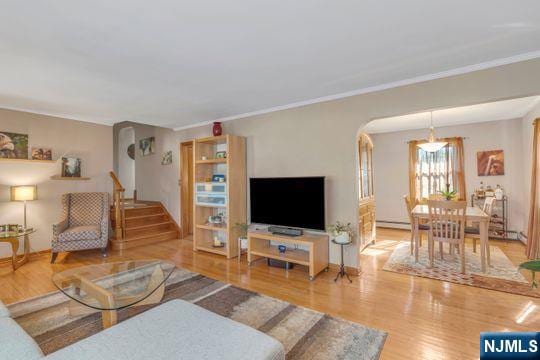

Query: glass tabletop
[52,260,175,310]
[0,226,36,238]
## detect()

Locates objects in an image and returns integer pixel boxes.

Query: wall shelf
[50,176,90,181]
[195,158,227,164]
[0,158,57,164]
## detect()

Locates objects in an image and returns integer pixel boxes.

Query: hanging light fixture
[417,111,447,152]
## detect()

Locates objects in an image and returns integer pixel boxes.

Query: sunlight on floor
[515,301,537,324]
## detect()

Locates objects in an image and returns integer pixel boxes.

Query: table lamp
[10,185,37,229]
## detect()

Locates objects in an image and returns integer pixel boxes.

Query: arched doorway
[357,132,376,251]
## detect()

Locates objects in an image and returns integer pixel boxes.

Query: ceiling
[363,95,540,133]
[1,1,540,129]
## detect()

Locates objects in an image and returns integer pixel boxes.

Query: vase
[334,232,350,244]
[212,122,222,136]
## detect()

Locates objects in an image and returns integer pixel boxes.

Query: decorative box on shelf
[195,182,227,207]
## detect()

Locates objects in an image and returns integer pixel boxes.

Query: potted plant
[328,221,355,244]
[235,222,249,249]
[439,184,457,201]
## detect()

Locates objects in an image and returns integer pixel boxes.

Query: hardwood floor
[1,228,538,359]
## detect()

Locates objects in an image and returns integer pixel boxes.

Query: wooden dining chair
[465,196,495,259]
[427,200,467,274]
[403,195,429,255]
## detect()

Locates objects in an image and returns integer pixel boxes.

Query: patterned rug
[8,268,387,359]
[383,241,540,298]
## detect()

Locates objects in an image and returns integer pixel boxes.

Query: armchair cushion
[68,193,107,227]
[58,225,101,242]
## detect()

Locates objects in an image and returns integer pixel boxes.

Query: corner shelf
[0,158,57,164]
[50,176,90,181]
[196,223,228,232]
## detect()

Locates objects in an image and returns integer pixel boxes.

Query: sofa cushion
[58,225,100,242]
[0,317,44,360]
[0,300,10,318]
[45,299,284,360]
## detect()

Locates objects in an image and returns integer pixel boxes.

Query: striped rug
[9,268,387,359]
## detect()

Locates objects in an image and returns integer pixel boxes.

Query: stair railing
[109,171,126,240]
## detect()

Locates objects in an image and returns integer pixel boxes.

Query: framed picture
[477,150,504,176]
[161,151,172,165]
[61,157,81,177]
[212,174,226,183]
[127,144,135,160]
[31,147,52,160]
[215,151,227,159]
[139,137,155,156]
[0,131,28,159]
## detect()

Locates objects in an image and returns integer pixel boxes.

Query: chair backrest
[403,195,415,223]
[427,200,467,244]
[64,193,108,227]
[482,196,496,217]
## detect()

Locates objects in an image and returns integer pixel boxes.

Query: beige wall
[371,118,527,234]
[176,59,540,267]
[0,109,113,257]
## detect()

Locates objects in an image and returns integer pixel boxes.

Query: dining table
[411,204,490,273]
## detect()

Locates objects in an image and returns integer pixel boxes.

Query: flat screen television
[250,177,325,231]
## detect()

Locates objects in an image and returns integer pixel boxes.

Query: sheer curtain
[408,137,466,202]
[526,119,540,259]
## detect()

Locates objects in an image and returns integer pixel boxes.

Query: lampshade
[11,185,37,201]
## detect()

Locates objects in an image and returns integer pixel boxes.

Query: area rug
[8,268,387,359]
[383,241,540,298]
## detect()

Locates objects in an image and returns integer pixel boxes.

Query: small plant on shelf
[328,221,355,244]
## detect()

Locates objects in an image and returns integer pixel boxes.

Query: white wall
[0,109,113,257]
[118,127,135,196]
[521,100,540,241]
[175,59,540,267]
[371,118,527,234]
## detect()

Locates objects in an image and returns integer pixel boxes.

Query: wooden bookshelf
[193,135,246,259]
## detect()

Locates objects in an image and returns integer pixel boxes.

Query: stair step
[111,230,178,250]
[124,222,175,238]
[124,205,164,217]
[124,213,170,227]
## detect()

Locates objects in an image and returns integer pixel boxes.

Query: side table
[332,239,352,283]
[0,228,36,270]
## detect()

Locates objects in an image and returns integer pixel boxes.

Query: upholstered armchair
[51,192,110,263]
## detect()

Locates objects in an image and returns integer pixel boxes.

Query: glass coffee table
[52,260,175,329]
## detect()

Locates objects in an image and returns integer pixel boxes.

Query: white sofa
[0,299,285,360]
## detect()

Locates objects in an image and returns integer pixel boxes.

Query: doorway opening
[180,141,194,238]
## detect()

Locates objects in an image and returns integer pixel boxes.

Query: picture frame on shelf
[0,131,28,159]
[212,174,226,183]
[31,147,52,160]
[61,157,82,177]
[215,151,227,159]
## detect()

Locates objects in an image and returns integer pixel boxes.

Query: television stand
[247,230,329,280]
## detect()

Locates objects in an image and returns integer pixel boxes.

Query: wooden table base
[0,234,31,271]
[69,265,165,329]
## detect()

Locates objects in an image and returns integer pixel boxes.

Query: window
[415,145,454,200]
[409,137,465,201]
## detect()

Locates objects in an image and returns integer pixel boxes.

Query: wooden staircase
[110,202,180,250]
[109,172,180,251]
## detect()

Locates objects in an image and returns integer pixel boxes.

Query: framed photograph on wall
[161,150,172,165]
[139,137,155,156]
[0,131,28,159]
[477,150,504,176]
